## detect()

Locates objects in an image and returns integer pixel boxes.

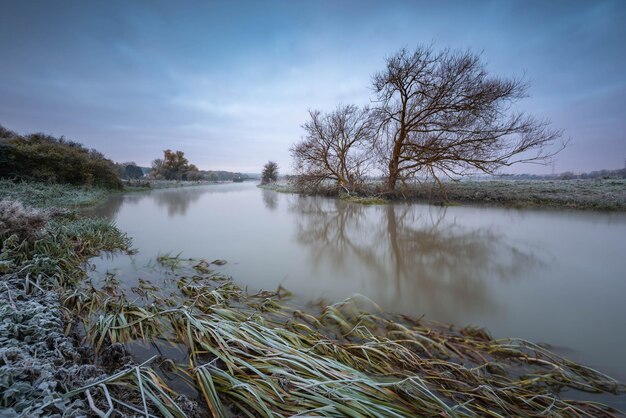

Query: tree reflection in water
[152,188,205,216]
[289,196,545,322]
[262,189,278,210]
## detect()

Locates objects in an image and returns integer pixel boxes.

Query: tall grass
[65,257,624,417]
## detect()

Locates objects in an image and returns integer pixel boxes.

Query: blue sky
[1,0,624,173]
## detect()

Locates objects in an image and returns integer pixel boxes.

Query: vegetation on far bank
[262,178,626,211]
[260,45,623,210]
[261,161,279,185]
[0,125,122,189]
[402,178,626,210]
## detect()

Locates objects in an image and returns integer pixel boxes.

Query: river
[87,182,626,403]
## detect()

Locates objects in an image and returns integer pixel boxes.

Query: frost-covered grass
[0,181,135,416]
[0,215,134,416]
[257,182,297,193]
[404,179,626,210]
[0,200,48,241]
[0,179,107,209]
[123,178,224,191]
[275,178,626,210]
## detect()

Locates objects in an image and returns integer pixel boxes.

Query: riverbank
[123,179,256,191]
[260,178,626,210]
[1,181,625,416]
[0,179,109,208]
[0,187,135,415]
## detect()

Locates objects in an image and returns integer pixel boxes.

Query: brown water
[88,182,626,400]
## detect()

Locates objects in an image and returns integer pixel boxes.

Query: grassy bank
[1,181,625,416]
[0,179,108,208]
[262,179,626,210]
[124,179,255,192]
[0,196,134,416]
[402,179,626,211]
[257,182,296,193]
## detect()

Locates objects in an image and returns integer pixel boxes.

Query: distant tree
[261,161,279,184]
[372,45,564,192]
[208,172,219,182]
[150,158,164,179]
[186,164,201,181]
[151,150,198,180]
[291,105,376,194]
[122,163,143,179]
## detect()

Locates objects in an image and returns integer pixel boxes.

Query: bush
[0,126,122,189]
[0,200,48,242]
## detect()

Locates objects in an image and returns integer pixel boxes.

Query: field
[262,178,626,210]
[406,179,626,210]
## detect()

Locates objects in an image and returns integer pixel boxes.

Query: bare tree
[373,45,563,193]
[291,104,376,194]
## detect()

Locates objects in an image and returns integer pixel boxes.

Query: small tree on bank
[261,161,279,184]
[291,104,376,194]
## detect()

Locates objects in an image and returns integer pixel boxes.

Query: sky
[0,0,625,174]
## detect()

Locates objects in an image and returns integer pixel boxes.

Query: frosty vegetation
[0,200,48,242]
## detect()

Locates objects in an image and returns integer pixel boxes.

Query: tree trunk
[387,160,399,192]
[386,133,404,193]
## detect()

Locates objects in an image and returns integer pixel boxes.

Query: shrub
[0,126,122,189]
[0,200,48,242]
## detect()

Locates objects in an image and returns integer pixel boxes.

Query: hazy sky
[1,0,624,173]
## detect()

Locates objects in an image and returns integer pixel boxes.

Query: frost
[0,200,48,242]
[0,274,101,417]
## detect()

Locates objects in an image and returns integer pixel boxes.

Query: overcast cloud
[1,0,624,173]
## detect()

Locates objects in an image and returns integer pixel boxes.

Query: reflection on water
[153,188,205,216]
[262,189,278,210]
[290,197,544,321]
[88,182,626,387]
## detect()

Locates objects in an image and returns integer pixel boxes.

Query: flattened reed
[65,257,624,417]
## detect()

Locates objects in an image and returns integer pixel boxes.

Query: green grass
[122,179,224,191]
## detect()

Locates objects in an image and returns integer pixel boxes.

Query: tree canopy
[291,105,376,193]
[261,161,279,184]
[151,149,199,181]
[373,46,562,191]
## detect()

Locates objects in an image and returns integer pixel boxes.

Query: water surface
[88,182,626,395]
